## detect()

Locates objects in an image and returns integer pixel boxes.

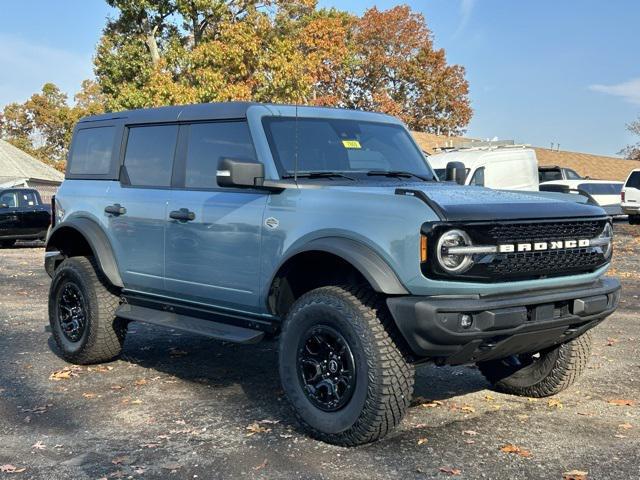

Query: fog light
[460,314,473,329]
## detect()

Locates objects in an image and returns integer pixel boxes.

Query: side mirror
[445,161,466,185]
[217,158,265,189]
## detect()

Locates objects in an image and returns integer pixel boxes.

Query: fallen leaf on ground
[618,423,633,430]
[438,466,461,475]
[608,399,635,406]
[0,464,27,473]
[420,400,443,408]
[130,399,143,405]
[31,441,45,450]
[134,379,147,386]
[110,385,125,391]
[49,367,80,381]
[417,438,428,445]
[111,456,129,465]
[500,444,532,458]
[253,459,268,471]
[461,405,476,413]
[563,470,588,480]
[258,419,280,425]
[82,392,97,399]
[548,399,563,409]
[246,423,271,436]
[462,430,478,436]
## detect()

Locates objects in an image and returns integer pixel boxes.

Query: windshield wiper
[366,170,431,181]
[283,171,355,181]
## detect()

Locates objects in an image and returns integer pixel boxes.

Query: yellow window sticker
[342,140,361,149]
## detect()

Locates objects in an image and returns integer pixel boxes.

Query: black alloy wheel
[57,282,87,343]
[297,325,356,412]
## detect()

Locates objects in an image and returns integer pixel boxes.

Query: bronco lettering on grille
[498,239,590,254]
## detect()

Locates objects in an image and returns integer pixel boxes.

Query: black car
[0,188,51,247]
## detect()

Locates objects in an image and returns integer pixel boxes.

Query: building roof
[412,132,638,182]
[0,139,64,184]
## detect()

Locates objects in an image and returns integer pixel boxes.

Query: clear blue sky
[1,0,639,156]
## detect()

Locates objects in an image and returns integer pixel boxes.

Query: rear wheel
[279,285,414,446]
[477,331,592,398]
[629,215,640,225]
[0,239,16,248]
[49,256,126,364]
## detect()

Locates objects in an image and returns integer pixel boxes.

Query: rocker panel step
[115,304,265,344]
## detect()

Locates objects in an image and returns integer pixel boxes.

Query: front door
[0,190,21,236]
[164,121,267,312]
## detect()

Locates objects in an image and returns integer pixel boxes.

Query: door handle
[169,208,196,222]
[105,204,126,216]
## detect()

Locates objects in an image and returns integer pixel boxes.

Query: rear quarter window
[626,171,640,189]
[68,126,116,175]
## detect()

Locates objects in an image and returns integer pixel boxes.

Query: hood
[330,181,607,221]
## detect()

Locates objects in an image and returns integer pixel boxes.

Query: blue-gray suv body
[45,102,620,445]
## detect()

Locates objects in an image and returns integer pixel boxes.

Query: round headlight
[436,229,474,273]
[599,222,613,259]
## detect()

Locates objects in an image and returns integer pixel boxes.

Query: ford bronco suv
[45,103,620,446]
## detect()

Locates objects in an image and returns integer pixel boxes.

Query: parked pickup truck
[0,188,51,247]
[45,102,620,446]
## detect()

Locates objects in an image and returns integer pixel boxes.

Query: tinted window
[626,171,640,189]
[18,191,38,206]
[539,170,562,182]
[0,191,18,208]
[578,183,623,195]
[565,168,582,180]
[470,167,485,186]
[185,122,256,189]
[124,125,178,187]
[263,117,434,179]
[69,126,115,175]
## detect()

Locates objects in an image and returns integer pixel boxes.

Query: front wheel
[279,285,415,446]
[477,331,592,398]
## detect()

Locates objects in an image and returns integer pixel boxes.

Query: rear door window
[184,122,256,189]
[68,126,115,175]
[626,171,640,189]
[123,125,179,187]
[18,191,39,207]
[578,183,622,195]
[539,170,562,182]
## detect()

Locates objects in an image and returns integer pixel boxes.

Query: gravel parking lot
[1,226,639,479]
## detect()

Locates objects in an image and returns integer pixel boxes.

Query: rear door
[106,124,179,296]
[165,121,268,312]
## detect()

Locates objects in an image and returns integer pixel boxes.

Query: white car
[540,179,624,216]
[622,168,640,224]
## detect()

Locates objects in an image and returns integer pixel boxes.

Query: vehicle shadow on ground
[49,322,490,434]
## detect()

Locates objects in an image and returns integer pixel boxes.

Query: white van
[428,146,539,191]
[622,168,640,224]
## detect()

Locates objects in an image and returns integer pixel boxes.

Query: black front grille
[487,249,606,278]
[485,219,605,243]
[424,218,610,282]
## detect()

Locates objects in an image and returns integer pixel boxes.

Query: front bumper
[387,277,620,365]
[622,204,640,215]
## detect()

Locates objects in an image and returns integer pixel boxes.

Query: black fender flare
[273,237,408,295]
[46,217,123,288]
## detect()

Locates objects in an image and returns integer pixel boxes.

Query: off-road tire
[0,239,16,248]
[279,285,415,446]
[477,331,593,398]
[49,256,126,364]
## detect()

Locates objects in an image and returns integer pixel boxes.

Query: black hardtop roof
[78,101,260,124]
[77,101,380,125]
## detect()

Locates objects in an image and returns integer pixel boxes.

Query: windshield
[262,117,435,180]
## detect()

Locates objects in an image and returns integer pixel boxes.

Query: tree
[620,117,640,160]
[0,81,105,171]
[94,1,471,134]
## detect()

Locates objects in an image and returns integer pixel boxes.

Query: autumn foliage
[0,1,472,167]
